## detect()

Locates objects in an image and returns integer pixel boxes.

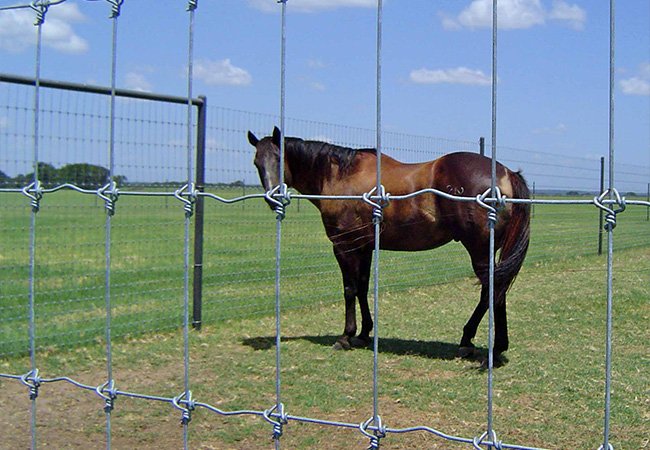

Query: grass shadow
[241,334,492,363]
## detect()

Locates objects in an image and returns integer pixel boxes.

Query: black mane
[284,137,375,181]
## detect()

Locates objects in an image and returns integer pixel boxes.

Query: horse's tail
[494,170,531,303]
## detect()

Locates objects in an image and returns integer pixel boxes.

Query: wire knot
[172,391,195,425]
[97,181,119,216]
[360,416,386,449]
[476,187,505,226]
[594,188,626,231]
[21,181,43,212]
[95,379,117,413]
[174,183,197,218]
[472,430,502,450]
[265,184,291,221]
[363,185,390,224]
[20,369,41,400]
[29,1,50,26]
[263,403,288,440]
[106,0,124,18]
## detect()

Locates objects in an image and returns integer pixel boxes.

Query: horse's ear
[272,126,281,147]
[247,131,259,147]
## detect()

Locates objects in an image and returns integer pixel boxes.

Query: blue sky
[1,0,649,171]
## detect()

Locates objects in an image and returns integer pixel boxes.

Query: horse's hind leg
[332,246,361,350]
[459,284,488,358]
[494,291,509,355]
[460,283,509,365]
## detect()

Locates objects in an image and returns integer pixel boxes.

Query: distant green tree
[11,163,125,188]
[23,162,59,187]
[113,175,128,186]
[0,169,9,187]
[58,163,110,187]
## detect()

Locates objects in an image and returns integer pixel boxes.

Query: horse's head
[248,127,292,196]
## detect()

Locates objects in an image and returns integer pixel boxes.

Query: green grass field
[0,187,649,448]
[1,187,648,358]
[0,247,647,448]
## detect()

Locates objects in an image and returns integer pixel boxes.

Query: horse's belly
[379,221,453,251]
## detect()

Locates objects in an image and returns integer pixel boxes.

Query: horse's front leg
[351,249,373,348]
[333,284,358,350]
[332,246,360,350]
[332,243,374,350]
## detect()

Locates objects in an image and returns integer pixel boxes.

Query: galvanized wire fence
[0,1,649,449]
[2,83,649,359]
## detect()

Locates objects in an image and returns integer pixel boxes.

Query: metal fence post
[645,183,650,221]
[598,156,605,255]
[532,181,536,219]
[479,136,485,156]
[192,95,206,330]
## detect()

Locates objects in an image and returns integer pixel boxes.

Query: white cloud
[441,0,586,31]
[620,63,650,96]
[409,67,491,86]
[0,3,88,54]
[193,59,252,86]
[0,10,36,52]
[548,0,586,30]
[124,72,153,92]
[248,0,376,13]
[621,77,650,95]
[620,78,650,96]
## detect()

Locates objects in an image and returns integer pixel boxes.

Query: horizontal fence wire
[1,0,649,445]
[1,81,650,359]
[1,182,648,449]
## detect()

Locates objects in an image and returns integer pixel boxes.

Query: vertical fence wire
[273,1,288,448]
[27,7,45,450]
[1,2,646,448]
[601,1,615,448]
[181,2,198,449]
[370,0,384,448]
[486,0,498,447]
[101,2,123,448]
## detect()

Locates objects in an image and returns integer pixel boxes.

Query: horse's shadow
[241,334,494,365]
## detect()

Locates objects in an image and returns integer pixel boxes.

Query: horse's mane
[284,137,376,180]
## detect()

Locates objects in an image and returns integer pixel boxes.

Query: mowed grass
[0,245,648,449]
[1,188,648,358]
[0,187,649,448]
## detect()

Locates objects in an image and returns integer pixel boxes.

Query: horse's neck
[285,141,327,196]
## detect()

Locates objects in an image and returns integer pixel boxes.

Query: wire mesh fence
[1,79,650,358]
[0,2,649,448]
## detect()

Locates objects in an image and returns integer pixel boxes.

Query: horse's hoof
[458,346,476,359]
[333,339,351,351]
[479,354,508,369]
[350,336,371,348]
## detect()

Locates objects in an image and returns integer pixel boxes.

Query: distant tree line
[0,163,126,188]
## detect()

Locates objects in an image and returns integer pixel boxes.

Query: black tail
[494,170,531,302]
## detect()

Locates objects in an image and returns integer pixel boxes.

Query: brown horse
[248,127,530,363]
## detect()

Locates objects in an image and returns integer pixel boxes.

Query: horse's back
[432,152,528,245]
[320,150,526,252]
[432,152,510,193]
